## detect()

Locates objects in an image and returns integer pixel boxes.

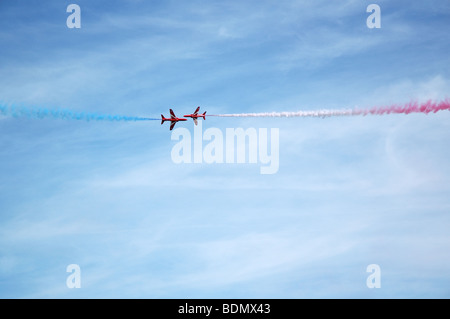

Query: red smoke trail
[354,99,450,116]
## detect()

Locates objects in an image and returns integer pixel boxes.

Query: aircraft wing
[193,118,198,126]
[194,106,200,115]
[170,121,176,130]
[170,109,176,119]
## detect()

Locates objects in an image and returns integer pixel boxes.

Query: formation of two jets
[161,106,206,130]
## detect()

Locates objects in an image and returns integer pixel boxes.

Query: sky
[0,0,449,298]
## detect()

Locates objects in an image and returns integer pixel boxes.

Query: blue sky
[0,0,449,298]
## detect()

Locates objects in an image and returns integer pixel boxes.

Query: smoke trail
[209,99,450,118]
[0,104,158,122]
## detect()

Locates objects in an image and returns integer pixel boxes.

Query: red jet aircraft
[161,109,187,130]
[184,106,206,125]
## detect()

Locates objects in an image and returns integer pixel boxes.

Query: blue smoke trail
[0,104,158,122]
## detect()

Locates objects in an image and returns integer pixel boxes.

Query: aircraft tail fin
[161,114,165,125]
[202,111,206,120]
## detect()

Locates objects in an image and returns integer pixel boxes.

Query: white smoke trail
[210,109,355,118]
[209,99,450,118]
